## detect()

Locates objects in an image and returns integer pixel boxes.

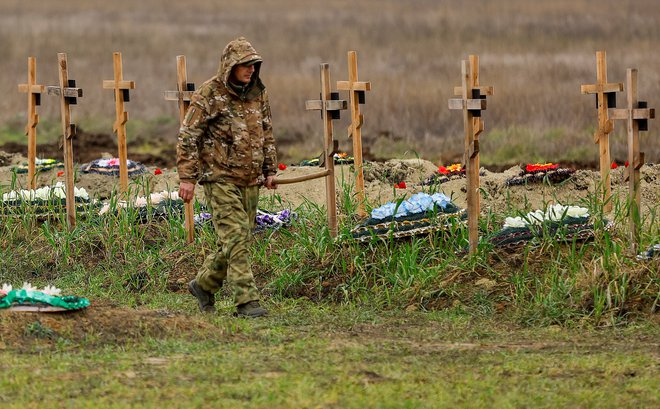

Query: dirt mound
[0,300,222,350]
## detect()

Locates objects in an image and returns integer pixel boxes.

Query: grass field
[1,0,659,164]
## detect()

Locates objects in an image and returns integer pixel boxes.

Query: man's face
[231,63,255,84]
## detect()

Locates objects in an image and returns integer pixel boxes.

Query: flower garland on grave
[505,162,575,186]
[489,204,613,249]
[0,283,90,311]
[13,158,64,174]
[193,208,297,233]
[299,152,354,166]
[0,182,94,215]
[99,190,187,222]
[79,158,147,177]
[351,192,466,242]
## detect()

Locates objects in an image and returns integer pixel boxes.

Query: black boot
[188,280,216,313]
[236,300,268,318]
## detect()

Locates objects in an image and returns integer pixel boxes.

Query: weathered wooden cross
[580,51,623,213]
[337,51,371,218]
[608,68,655,253]
[17,57,45,190]
[448,55,493,254]
[103,52,135,194]
[303,63,347,238]
[46,53,83,230]
[164,55,196,243]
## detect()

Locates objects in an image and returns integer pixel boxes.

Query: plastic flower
[134,197,148,207]
[504,216,528,228]
[154,168,163,175]
[21,282,38,292]
[57,171,65,177]
[278,163,287,170]
[625,161,629,167]
[526,163,559,172]
[42,285,62,296]
[1,283,12,295]
[610,162,618,169]
[395,181,407,189]
[566,206,589,218]
[447,163,462,173]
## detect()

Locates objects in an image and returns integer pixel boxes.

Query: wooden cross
[337,51,371,218]
[164,55,196,243]
[448,55,493,255]
[46,53,83,230]
[305,63,347,238]
[103,52,135,194]
[17,57,45,190]
[609,68,655,253]
[580,51,623,212]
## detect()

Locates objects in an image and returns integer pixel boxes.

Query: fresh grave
[79,158,147,177]
[351,192,466,242]
[488,204,614,249]
[0,283,90,312]
[12,158,64,174]
[422,163,487,185]
[505,162,576,186]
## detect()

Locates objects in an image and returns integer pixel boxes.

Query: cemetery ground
[0,147,658,407]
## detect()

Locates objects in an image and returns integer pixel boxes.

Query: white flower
[1,283,12,295]
[2,191,18,201]
[566,206,589,218]
[504,216,528,228]
[167,191,180,201]
[134,197,148,207]
[51,183,66,199]
[99,203,111,215]
[21,282,38,291]
[150,193,165,204]
[74,187,89,200]
[35,186,51,200]
[527,210,545,225]
[41,285,62,296]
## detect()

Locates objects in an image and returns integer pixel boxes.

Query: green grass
[0,177,658,406]
[1,302,658,408]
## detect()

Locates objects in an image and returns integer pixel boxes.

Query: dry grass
[1,0,659,164]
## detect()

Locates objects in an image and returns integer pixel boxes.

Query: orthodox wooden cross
[337,51,371,217]
[580,51,623,212]
[304,63,347,238]
[164,55,196,243]
[448,55,493,254]
[102,52,135,194]
[46,53,83,230]
[17,57,45,189]
[609,68,655,252]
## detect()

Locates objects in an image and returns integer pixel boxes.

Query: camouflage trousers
[196,181,260,306]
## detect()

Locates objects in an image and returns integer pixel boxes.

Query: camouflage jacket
[176,37,277,186]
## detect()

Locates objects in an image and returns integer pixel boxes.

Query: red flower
[395,181,407,189]
[57,171,64,177]
[625,161,629,167]
[278,163,287,171]
[437,166,449,175]
[154,168,163,175]
[610,162,618,169]
[526,162,559,172]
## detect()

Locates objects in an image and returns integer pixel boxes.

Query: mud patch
[0,300,221,350]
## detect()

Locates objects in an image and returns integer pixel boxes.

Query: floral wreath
[505,162,575,186]
[13,158,64,174]
[0,283,90,311]
[80,158,147,177]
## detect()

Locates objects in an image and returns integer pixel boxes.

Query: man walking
[177,37,277,318]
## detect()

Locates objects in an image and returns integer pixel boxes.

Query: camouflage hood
[217,37,264,99]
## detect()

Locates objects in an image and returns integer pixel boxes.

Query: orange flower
[526,162,559,172]
[57,171,64,177]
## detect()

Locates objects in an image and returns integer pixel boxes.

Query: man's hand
[179,181,196,203]
[264,175,277,190]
